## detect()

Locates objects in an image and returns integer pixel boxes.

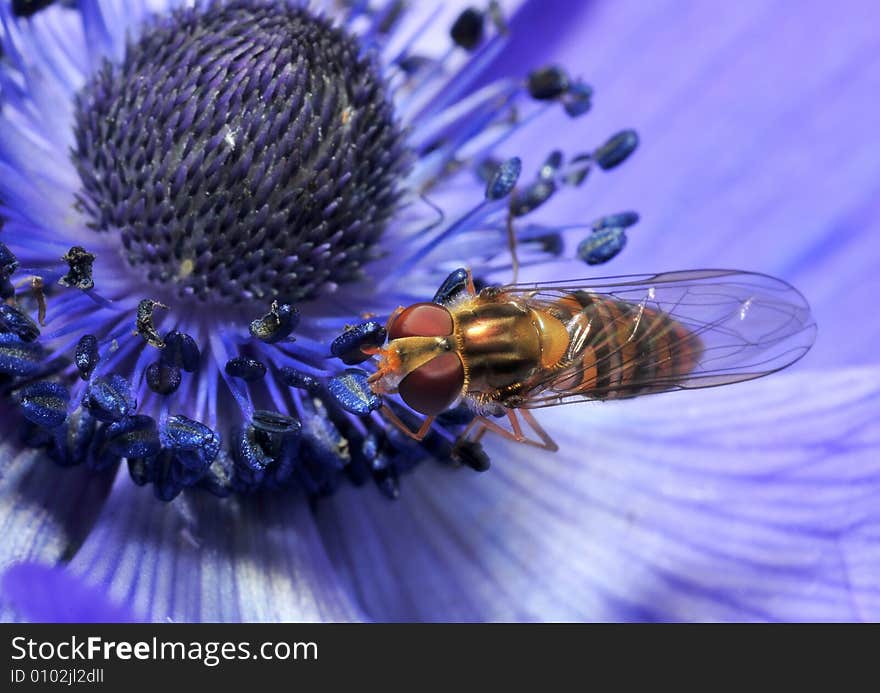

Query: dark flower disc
[72,0,409,304]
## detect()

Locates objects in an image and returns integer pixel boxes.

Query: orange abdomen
[551,292,703,399]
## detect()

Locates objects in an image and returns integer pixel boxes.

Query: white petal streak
[65,471,365,622]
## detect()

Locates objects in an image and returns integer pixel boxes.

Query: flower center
[71,0,408,305]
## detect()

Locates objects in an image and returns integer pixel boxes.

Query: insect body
[367,268,815,452]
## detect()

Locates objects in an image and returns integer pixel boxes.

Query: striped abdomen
[550,291,703,400]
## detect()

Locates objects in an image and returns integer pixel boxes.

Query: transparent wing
[497,269,816,408]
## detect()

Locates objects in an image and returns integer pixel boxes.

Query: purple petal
[2,562,136,622]
[316,368,880,621]
[504,0,880,368]
[60,472,364,622]
[0,414,114,621]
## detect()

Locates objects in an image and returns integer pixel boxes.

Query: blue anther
[161,331,200,372]
[0,304,40,342]
[19,381,69,428]
[591,211,640,231]
[485,157,522,200]
[331,321,386,365]
[146,361,182,395]
[0,242,18,279]
[225,357,266,381]
[563,82,593,118]
[327,368,381,415]
[278,366,322,393]
[433,267,471,305]
[74,334,99,380]
[249,301,299,344]
[81,374,136,423]
[252,409,302,437]
[0,333,45,377]
[105,414,161,459]
[578,227,628,265]
[232,425,273,473]
[160,414,221,472]
[594,129,639,170]
[475,157,501,184]
[47,410,96,467]
[251,410,302,482]
[538,151,564,182]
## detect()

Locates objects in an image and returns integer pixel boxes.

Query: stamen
[578,227,629,266]
[160,331,200,373]
[134,299,168,348]
[146,361,182,396]
[249,301,299,344]
[0,304,40,342]
[485,156,522,200]
[328,369,382,415]
[81,374,136,423]
[527,65,570,100]
[331,321,387,365]
[0,333,45,377]
[74,334,99,380]
[592,211,640,231]
[539,151,564,181]
[279,366,322,394]
[450,8,485,51]
[562,82,593,118]
[159,414,221,476]
[58,246,96,290]
[453,439,491,472]
[18,381,70,429]
[104,414,161,460]
[594,129,640,170]
[432,268,471,305]
[224,357,267,382]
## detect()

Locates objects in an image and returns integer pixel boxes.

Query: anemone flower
[0,0,878,624]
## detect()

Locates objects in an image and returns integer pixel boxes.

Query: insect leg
[518,409,559,452]
[380,405,435,442]
[455,410,557,451]
[504,409,558,451]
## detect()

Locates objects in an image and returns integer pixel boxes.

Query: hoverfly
[365,268,815,452]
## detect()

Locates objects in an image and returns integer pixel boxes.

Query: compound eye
[389,303,453,340]
[398,352,464,415]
